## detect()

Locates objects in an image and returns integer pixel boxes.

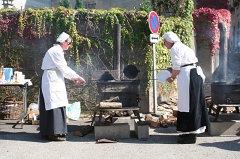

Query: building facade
[0,0,144,10]
[228,0,240,53]
[1,0,51,10]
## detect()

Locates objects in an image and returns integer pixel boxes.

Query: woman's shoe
[48,135,66,141]
[177,134,196,144]
[59,134,67,137]
[178,134,188,138]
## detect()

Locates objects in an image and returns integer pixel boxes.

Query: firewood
[115,110,123,117]
[145,114,153,121]
[160,121,168,128]
[96,138,117,143]
[104,96,120,102]
[172,109,178,117]
[127,110,134,116]
[99,102,122,108]
[150,120,160,128]
[110,111,116,116]
[104,115,112,123]
[169,116,177,121]
[74,130,82,136]
[159,114,169,122]
[74,125,94,137]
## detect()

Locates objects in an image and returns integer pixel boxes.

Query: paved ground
[0,118,240,159]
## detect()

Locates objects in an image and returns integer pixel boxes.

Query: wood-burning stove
[210,82,240,121]
[90,65,142,125]
[96,64,140,107]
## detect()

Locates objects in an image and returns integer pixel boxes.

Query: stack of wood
[145,113,177,128]
[97,96,122,109]
[205,96,237,114]
[96,96,134,117]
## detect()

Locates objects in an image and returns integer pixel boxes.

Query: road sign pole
[152,43,158,114]
[148,11,160,114]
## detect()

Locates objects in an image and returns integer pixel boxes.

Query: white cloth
[163,31,181,43]
[178,126,206,134]
[56,32,70,43]
[170,42,198,70]
[41,44,79,110]
[196,66,205,82]
[170,42,198,112]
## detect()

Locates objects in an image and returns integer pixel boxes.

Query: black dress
[177,68,210,132]
[39,81,67,136]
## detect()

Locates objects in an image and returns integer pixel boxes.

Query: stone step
[94,123,130,140]
[208,114,240,136]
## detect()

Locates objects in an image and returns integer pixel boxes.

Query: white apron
[42,69,68,111]
[177,65,205,112]
[41,44,79,111]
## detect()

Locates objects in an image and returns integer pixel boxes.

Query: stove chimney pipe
[113,24,121,80]
[218,23,227,81]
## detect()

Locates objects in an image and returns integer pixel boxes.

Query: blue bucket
[4,68,13,82]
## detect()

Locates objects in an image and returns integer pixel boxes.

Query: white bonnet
[163,32,181,43]
[56,32,70,43]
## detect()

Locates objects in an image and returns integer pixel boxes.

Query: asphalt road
[0,119,240,159]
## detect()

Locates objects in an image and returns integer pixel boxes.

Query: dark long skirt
[177,68,210,132]
[39,84,67,136]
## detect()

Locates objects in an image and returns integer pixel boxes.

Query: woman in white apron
[39,32,86,141]
[163,32,209,144]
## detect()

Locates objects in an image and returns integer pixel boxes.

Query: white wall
[1,0,51,10]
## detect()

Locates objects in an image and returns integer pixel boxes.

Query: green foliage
[193,8,231,55]
[0,3,194,91]
[139,0,153,13]
[152,0,194,19]
[59,0,72,8]
[75,0,85,9]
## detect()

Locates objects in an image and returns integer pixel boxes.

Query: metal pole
[152,43,158,114]
[113,24,121,80]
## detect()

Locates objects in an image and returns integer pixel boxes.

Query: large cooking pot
[123,65,140,79]
[211,82,240,104]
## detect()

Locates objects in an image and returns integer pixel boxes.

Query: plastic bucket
[4,68,13,82]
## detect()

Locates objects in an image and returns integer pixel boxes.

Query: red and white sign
[148,11,160,34]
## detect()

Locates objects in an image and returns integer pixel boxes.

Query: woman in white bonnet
[163,31,209,144]
[39,32,86,141]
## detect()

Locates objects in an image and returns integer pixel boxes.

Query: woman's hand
[71,76,86,85]
[167,77,175,83]
[166,69,180,83]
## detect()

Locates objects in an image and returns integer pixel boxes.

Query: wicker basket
[0,97,24,120]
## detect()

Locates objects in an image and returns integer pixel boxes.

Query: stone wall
[51,0,143,10]
[0,11,162,114]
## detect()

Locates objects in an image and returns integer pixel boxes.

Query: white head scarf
[163,32,181,43]
[56,32,70,43]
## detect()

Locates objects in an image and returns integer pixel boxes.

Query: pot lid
[123,65,140,79]
[99,71,115,81]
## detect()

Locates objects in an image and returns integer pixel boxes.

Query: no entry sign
[148,11,160,34]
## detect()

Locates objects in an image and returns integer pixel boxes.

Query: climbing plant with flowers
[196,0,228,9]
[193,8,231,56]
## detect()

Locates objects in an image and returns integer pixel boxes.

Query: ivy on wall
[149,0,194,72]
[0,3,194,92]
[193,1,231,56]
[152,0,194,19]
[196,0,228,9]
